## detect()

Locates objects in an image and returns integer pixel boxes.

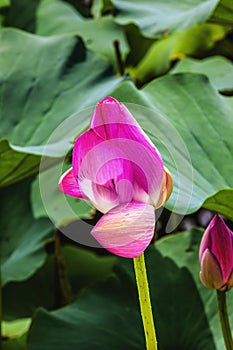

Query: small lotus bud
[199,214,233,291]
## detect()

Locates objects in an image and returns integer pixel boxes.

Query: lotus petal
[91,202,155,258]
[58,168,84,198]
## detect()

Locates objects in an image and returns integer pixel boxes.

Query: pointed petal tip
[98,96,118,105]
[210,213,222,227]
[208,214,231,234]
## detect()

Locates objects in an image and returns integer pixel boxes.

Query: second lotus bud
[199,214,233,291]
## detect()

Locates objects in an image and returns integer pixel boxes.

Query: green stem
[54,231,73,307]
[133,253,158,350]
[113,40,124,76]
[217,290,233,350]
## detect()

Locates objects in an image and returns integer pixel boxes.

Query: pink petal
[73,130,128,186]
[91,202,155,258]
[95,158,133,187]
[72,97,165,208]
[89,96,164,201]
[77,137,163,203]
[79,159,149,213]
[58,168,84,198]
[72,129,103,181]
[90,97,161,164]
[209,215,233,282]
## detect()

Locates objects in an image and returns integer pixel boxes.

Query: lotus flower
[199,214,233,291]
[59,97,173,258]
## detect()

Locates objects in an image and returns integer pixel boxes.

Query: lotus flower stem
[133,253,158,350]
[217,290,233,350]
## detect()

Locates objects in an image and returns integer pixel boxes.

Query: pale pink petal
[79,179,118,213]
[132,181,150,203]
[92,182,119,213]
[58,168,84,198]
[91,202,155,258]
[116,178,134,203]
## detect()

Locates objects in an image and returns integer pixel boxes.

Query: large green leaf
[1,0,81,32]
[157,228,233,350]
[112,0,219,37]
[0,140,41,187]
[171,56,233,91]
[39,15,129,70]
[1,0,128,68]
[3,245,115,320]
[35,0,84,34]
[27,244,214,350]
[129,23,227,84]
[3,256,56,320]
[224,96,233,112]
[0,28,123,187]
[203,189,233,218]
[0,179,54,286]
[36,3,129,68]
[110,74,233,218]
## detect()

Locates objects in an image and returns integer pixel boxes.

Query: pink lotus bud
[199,214,233,291]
